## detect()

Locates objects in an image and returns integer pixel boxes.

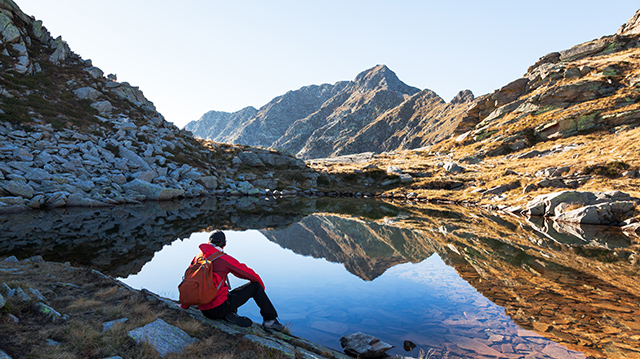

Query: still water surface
[1,196,638,358]
[122,229,532,357]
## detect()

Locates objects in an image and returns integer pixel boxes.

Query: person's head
[209,230,226,248]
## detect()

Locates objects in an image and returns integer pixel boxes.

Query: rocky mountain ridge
[186,65,467,159]
[0,0,311,213]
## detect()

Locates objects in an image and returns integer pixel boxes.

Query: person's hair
[209,230,226,247]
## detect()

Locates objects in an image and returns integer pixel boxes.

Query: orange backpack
[178,251,225,306]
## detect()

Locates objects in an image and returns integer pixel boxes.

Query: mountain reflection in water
[0,197,638,358]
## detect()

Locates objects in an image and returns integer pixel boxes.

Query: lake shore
[0,255,352,359]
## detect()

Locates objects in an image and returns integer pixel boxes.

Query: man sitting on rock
[180,230,284,331]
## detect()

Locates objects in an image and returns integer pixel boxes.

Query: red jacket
[180,243,265,310]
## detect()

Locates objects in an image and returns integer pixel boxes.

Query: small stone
[403,340,416,351]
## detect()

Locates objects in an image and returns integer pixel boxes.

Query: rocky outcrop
[524,190,638,225]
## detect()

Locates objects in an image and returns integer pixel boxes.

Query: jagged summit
[450,90,474,104]
[618,7,640,35]
[189,64,427,159]
[352,64,420,95]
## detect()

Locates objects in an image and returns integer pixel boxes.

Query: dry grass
[0,260,293,359]
[310,124,640,209]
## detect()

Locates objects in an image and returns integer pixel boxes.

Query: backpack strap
[204,251,230,289]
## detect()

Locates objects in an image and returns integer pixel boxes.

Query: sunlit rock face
[189,65,476,159]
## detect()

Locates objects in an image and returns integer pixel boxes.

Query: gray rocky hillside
[0,0,307,214]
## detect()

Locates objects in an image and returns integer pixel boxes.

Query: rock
[122,179,184,201]
[515,150,542,159]
[128,318,197,358]
[525,191,597,217]
[133,170,157,183]
[49,36,71,65]
[618,8,640,35]
[119,146,152,171]
[387,166,403,175]
[198,176,218,190]
[2,180,34,198]
[399,173,413,183]
[27,288,47,302]
[483,181,519,195]
[244,335,296,357]
[0,13,20,44]
[14,287,31,302]
[340,332,393,359]
[238,151,265,167]
[403,340,416,351]
[103,318,128,332]
[443,162,464,174]
[554,201,636,225]
[73,87,102,101]
[91,100,113,115]
[34,302,63,322]
[3,256,18,263]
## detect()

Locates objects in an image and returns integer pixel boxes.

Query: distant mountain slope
[184,106,258,142]
[190,65,426,159]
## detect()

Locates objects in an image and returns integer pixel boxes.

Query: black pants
[201,282,278,321]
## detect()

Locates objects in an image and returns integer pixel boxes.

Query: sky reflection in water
[121,229,569,357]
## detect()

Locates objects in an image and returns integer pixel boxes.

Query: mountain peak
[353,64,420,94]
[617,7,640,35]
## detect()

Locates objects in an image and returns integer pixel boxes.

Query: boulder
[73,87,102,101]
[554,201,636,225]
[91,100,113,115]
[340,332,393,359]
[198,176,218,190]
[525,191,597,217]
[2,180,34,198]
[443,161,464,174]
[238,151,265,167]
[122,179,184,201]
[387,166,403,175]
[128,318,197,358]
[399,173,413,184]
[119,146,152,171]
[0,13,20,44]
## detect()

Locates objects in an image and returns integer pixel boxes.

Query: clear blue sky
[17,1,640,129]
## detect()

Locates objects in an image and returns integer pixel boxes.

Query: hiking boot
[263,318,285,331]
[225,312,252,327]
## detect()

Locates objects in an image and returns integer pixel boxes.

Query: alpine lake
[1,196,639,359]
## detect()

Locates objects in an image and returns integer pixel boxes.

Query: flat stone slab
[128,318,196,357]
[245,334,296,357]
